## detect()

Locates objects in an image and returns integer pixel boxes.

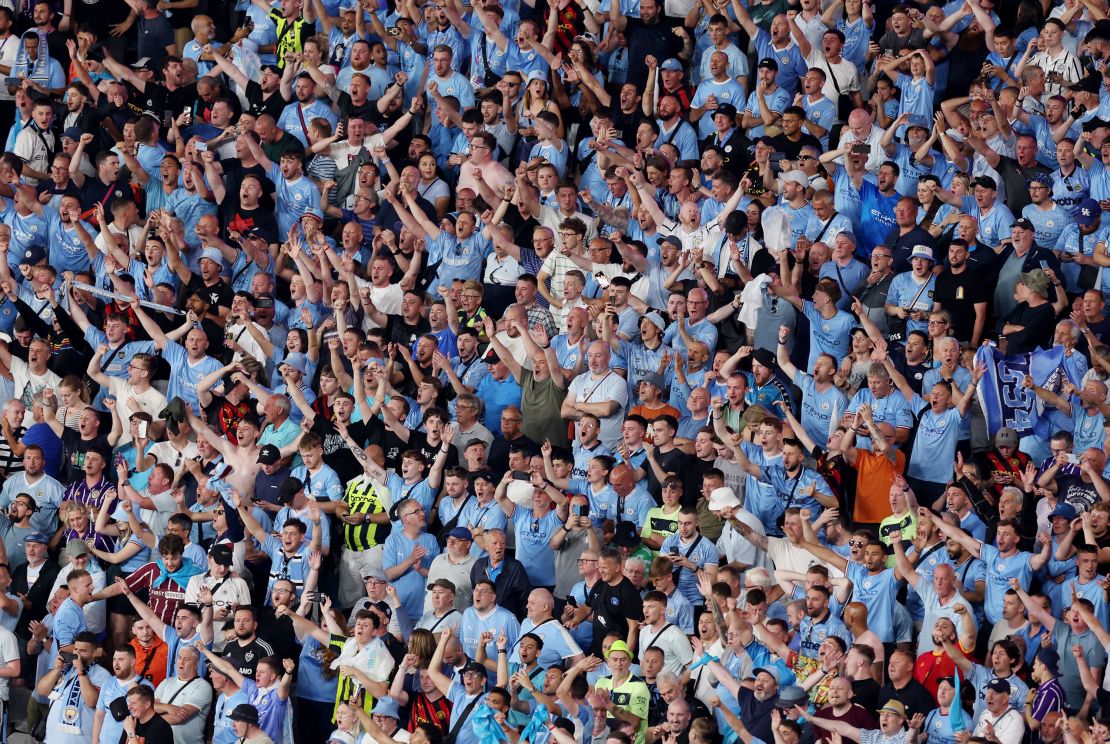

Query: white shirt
[717,510,770,570]
[637,621,693,676]
[973,706,1025,744]
[108,378,168,445]
[837,124,888,173]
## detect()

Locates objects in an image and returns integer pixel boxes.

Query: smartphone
[195,142,208,152]
[305,591,323,602]
[3,77,19,87]
[669,546,680,556]
[511,470,531,481]
[594,273,610,289]
[1066,454,1080,464]
[387,26,400,35]
[574,504,588,517]
[136,420,148,439]
[61,651,76,664]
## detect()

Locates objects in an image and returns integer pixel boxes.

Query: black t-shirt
[887,226,936,274]
[222,203,278,246]
[769,132,823,160]
[135,82,199,124]
[933,269,988,344]
[258,608,300,660]
[121,713,173,744]
[245,80,290,121]
[876,679,935,720]
[1056,474,1100,513]
[646,447,689,500]
[311,415,383,486]
[407,432,459,470]
[998,302,1055,355]
[222,637,275,679]
[78,178,135,213]
[60,430,111,485]
[625,19,682,89]
[186,276,235,313]
[586,577,645,655]
[383,314,431,347]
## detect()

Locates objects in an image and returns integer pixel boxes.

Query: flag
[975,344,1072,438]
[951,671,967,733]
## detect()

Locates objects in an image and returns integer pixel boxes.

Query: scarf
[471,702,508,743]
[519,706,550,743]
[13,29,50,85]
[152,557,204,588]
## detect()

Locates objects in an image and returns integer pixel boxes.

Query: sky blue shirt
[691,78,746,138]
[980,543,1034,624]
[802,301,854,368]
[846,388,914,451]
[161,341,223,415]
[458,606,521,661]
[267,163,321,239]
[383,530,440,621]
[742,85,792,139]
[961,196,1015,248]
[276,100,338,146]
[754,29,806,94]
[886,272,937,336]
[793,370,848,446]
[510,506,562,587]
[659,532,720,606]
[905,395,963,484]
[845,561,897,642]
[856,180,899,256]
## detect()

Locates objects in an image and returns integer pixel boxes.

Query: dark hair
[158,534,185,556]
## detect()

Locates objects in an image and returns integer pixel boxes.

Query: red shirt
[914,644,969,700]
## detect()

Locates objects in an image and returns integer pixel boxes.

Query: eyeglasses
[849,540,866,547]
[401,510,422,519]
[577,558,597,564]
[798,155,816,162]
[502,416,522,422]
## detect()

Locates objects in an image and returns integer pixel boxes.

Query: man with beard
[220,607,275,680]
[93,645,153,744]
[811,676,875,742]
[891,539,976,655]
[932,240,988,346]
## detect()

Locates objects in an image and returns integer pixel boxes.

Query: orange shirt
[131,636,169,689]
[853,448,907,524]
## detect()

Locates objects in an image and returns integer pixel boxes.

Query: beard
[753,688,775,703]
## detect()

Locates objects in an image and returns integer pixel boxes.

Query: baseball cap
[427,578,457,593]
[446,526,474,541]
[277,476,304,505]
[757,57,778,71]
[362,566,387,582]
[1012,217,1035,231]
[19,246,46,265]
[65,540,90,558]
[1076,198,1101,228]
[660,58,683,72]
[244,225,274,243]
[971,175,997,190]
[639,372,666,391]
[25,532,48,545]
[753,666,782,685]
[994,427,1019,447]
[461,660,487,676]
[714,103,738,119]
[62,127,83,141]
[209,544,234,566]
[986,678,1011,694]
[257,444,281,465]
[779,170,809,186]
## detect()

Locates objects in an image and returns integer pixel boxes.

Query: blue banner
[975,344,1071,438]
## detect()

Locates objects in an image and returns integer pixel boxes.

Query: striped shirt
[342,477,390,552]
[124,562,190,625]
